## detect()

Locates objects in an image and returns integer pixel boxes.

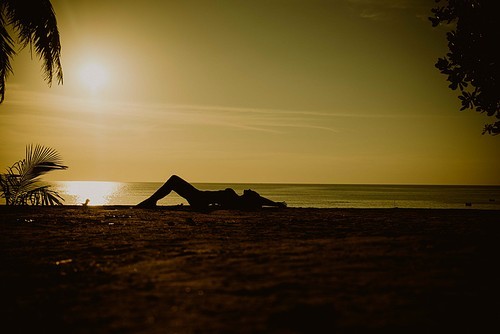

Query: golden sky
[1,0,499,184]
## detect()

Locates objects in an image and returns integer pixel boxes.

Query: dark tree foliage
[430,0,499,135]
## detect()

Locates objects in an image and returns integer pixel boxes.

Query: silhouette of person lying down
[137,175,286,210]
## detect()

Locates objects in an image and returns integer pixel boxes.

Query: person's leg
[242,189,286,208]
[259,195,286,208]
[137,175,200,207]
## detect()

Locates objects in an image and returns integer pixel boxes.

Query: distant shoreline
[6,182,499,209]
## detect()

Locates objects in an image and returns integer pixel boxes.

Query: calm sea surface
[41,182,500,210]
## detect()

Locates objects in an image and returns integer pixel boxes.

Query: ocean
[38,181,500,210]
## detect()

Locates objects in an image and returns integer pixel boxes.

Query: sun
[79,62,109,93]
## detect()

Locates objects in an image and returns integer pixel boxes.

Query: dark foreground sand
[1,206,499,334]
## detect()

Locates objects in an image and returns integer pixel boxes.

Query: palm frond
[0,144,67,205]
[24,144,67,177]
[2,0,63,86]
[0,174,10,199]
[7,144,64,189]
[24,185,64,206]
[0,11,15,103]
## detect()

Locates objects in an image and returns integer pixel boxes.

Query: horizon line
[48,180,500,187]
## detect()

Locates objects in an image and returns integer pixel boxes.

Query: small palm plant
[0,144,67,205]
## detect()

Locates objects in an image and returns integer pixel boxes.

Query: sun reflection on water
[61,181,122,205]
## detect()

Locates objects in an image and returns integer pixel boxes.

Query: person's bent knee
[169,175,182,182]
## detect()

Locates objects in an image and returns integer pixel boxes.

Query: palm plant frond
[1,144,67,205]
[25,185,64,206]
[0,13,15,103]
[0,0,63,102]
[24,143,67,176]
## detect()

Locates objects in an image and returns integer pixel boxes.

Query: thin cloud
[347,0,432,21]
[360,9,388,21]
[3,87,448,140]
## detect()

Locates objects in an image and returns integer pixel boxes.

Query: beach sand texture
[1,206,499,333]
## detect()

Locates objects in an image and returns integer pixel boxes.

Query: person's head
[241,189,261,210]
[243,189,258,197]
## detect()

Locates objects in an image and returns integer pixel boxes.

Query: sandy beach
[1,206,499,333]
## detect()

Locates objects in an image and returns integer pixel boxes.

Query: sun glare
[79,62,109,93]
[63,181,121,205]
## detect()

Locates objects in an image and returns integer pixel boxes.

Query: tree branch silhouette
[430,0,499,135]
